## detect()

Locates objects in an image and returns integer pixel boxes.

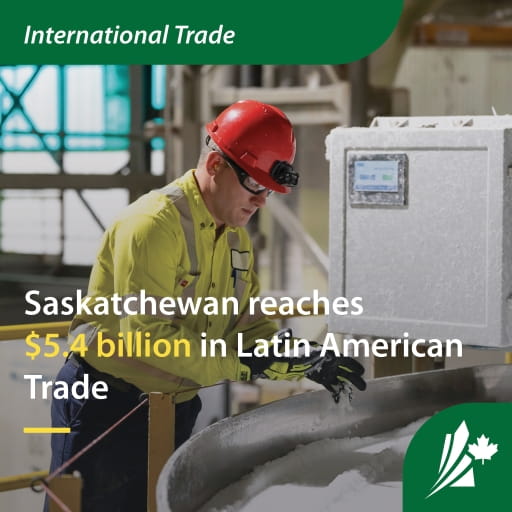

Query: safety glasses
[222,154,273,196]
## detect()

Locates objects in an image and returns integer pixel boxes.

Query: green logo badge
[404,403,512,511]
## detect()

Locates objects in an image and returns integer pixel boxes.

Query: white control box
[326,116,512,348]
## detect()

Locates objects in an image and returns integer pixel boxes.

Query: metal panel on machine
[326,116,512,348]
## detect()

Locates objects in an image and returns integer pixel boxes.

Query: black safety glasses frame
[221,154,273,196]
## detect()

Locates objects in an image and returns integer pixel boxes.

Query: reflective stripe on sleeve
[158,183,199,273]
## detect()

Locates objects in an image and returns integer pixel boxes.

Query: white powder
[200,418,428,512]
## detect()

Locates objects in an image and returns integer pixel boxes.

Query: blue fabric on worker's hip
[43,359,202,512]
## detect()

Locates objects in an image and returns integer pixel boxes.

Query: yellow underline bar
[24,427,70,434]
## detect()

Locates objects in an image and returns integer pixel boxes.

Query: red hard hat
[206,100,298,193]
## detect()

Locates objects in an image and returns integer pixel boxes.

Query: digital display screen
[353,160,399,192]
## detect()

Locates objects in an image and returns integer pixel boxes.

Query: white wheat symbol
[427,421,475,498]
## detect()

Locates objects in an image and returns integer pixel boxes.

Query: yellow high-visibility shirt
[71,170,277,402]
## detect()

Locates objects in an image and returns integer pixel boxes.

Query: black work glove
[239,329,366,402]
[305,350,366,403]
[239,329,324,381]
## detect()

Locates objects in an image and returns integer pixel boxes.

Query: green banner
[1,0,403,64]
[404,403,512,512]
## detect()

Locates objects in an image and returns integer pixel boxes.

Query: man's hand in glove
[239,329,366,401]
[305,351,366,402]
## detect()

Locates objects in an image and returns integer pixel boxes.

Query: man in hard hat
[46,100,366,512]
